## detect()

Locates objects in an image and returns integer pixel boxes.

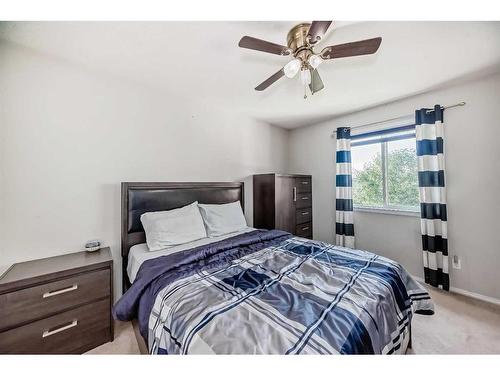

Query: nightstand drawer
[296,222,312,238]
[296,178,312,193]
[0,268,110,331]
[296,193,312,209]
[296,208,312,224]
[0,298,111,354]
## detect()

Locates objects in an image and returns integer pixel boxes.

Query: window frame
[350,125,420,215]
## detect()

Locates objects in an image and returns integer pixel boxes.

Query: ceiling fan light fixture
[308,54,323,69]
[283,58,301,78]
[300,68,312,85]
[238,22,382,95]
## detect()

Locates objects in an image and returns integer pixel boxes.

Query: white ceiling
[1,21,500,129]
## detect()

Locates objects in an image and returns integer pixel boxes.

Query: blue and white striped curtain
[335,127,355,248]
[415,105,449,291]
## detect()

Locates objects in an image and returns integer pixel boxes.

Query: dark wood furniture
[0,248,113,354]
[253,174,313,239]
[121,182,244,294]
[120,180,413,354]
[121,181,245,353]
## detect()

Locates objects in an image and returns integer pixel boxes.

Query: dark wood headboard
[121,182,244,292]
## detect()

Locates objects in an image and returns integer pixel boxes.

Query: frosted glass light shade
[308,54,323,69]
[300,68,312,85]
[284,58,301,78]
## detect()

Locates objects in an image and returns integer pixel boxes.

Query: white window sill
[354,206,420,217]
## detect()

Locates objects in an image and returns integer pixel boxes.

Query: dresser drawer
[296,193,312,209]
[0,268,110,331]
[296,208,312,225]
[296,222,312,238]
[296,177,312,193]
[0,298,111,354]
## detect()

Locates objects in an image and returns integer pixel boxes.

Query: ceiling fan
[238,21,382,98]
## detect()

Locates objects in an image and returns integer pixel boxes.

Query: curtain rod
[331,101,466,137]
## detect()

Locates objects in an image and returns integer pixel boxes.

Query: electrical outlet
[452,255,461,269]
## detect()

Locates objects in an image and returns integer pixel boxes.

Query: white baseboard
[411,275,500,306]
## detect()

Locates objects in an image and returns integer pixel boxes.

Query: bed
[114,182,433,354]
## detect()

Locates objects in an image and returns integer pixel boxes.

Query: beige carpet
[408,288,500,354]
[86,287,500,354]
[85,320,141,354]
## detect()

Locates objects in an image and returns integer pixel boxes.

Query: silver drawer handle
[43,284,78,298]
[42,320,78,338]
[301,197,309,200]
[301,181,309,185]
[301,212,309,215]
[301,227,310,231]
[293,187,297,202]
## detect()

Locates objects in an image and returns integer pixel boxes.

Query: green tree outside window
[352,142,419,210]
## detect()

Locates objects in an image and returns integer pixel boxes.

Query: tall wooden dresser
[0,248,113,354]
[253,174,313,239]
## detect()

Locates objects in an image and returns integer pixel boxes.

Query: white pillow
[140,201,207,251]
[198,201,247,237]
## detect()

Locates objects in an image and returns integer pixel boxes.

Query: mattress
[127,227,256,283]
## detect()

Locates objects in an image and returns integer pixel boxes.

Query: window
[351,126,419,213]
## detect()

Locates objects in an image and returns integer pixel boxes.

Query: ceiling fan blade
[238,36,291,56]
[307,21,333,44]
[309,69,325,94]
[255,69,285,91]
[321,37,382,59]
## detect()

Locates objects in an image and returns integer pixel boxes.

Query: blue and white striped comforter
[114,230,433,354]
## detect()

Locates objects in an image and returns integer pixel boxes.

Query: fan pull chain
[303,85,307,99]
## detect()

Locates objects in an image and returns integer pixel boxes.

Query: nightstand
[0,248,114,354]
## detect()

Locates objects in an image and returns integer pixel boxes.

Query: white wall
[288,73,500,301]
[2,37,499,303]
[0,41,289,297]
